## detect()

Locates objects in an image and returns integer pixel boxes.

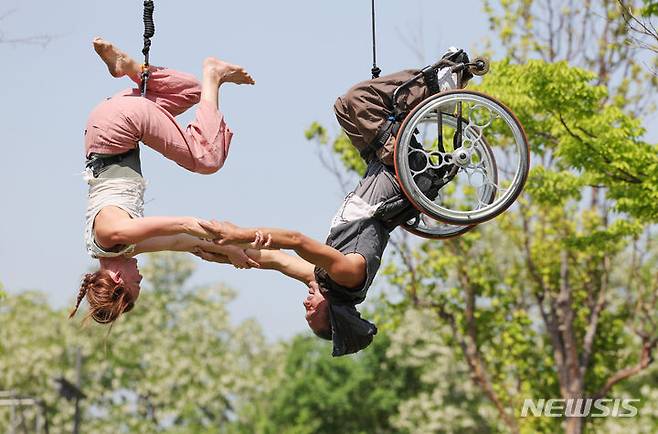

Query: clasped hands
[193,219,272,270]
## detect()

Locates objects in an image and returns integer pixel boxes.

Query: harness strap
[360,116,400,161]
[422,66,441,95]
[86,149,139,178]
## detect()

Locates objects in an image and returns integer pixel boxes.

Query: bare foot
[93,37,140,78]
[203,57,255,86]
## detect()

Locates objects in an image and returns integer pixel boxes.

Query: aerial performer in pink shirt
[70,37,263,324]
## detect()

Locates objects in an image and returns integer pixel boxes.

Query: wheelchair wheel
[400,112,497,239]
[394,90,529,225]
[402,214,476,239]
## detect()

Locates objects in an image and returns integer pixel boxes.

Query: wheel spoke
[395,90,529,225]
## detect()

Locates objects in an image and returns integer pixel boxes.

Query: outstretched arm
[94,207,216,248]
[194,248,316,285]
[131,233,260,269]
[199,221,366,288]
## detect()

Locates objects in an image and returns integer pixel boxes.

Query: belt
[85,148,138,178]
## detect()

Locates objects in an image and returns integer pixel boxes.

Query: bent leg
[335,69,430,166]
[125,58,253,174]
[143,68,200,115]
[94,38,200,117]
[120,97,231,174]
[91,39,253,172]
[85,97,226,173]
[86,93,229,173]
[115,67,202,117]
[334,94,369,152]
[337,82,397,166]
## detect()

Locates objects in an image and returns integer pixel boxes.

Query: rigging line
[371,0,381,78]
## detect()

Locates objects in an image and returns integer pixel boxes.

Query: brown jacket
[333,70,431,166]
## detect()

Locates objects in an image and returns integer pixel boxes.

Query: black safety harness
[86,148,140,178]
[358,67,444,163]
[360,47,471,163]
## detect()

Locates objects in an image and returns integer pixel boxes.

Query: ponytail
[69,273,93,318]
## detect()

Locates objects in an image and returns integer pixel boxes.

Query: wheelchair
[392,53,530,239]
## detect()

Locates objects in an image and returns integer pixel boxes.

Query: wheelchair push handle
[390,51,490,118]
[429,51,490,77]
[468,57,490,76]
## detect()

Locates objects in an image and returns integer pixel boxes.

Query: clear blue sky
[1,0,655,341]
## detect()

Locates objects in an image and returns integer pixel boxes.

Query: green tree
[482,0,658,111]
[0,290,78,432]
[0,252,274,433]
[618,0,658,59]
[230,324,427,434]
[379,60,658,429]
[306,2,658,432]
[386,308,500,433]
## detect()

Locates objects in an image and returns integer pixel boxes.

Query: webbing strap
[86,149,139,178]
[360,117,399,161]
[422,67,441,95]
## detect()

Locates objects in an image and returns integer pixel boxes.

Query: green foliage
[483,0,658,114]
[525,166,583,206]
[304,33,658,434]
[306,122,366,176]
[642,0,658,16]
[0,290,80,431]
[476,60,658,222]
[0,253,273,434]
[230,330,425,434]
[385,308,503,433]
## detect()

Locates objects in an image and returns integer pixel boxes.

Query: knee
[195,157,223,175]
[181,88,201,105]
[334,91,352,116]
[336,81,367,109]
[333,95,348,118]
[343,87,363,110]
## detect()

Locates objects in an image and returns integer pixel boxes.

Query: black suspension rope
[370,0,381,79]
[140,0,155,96]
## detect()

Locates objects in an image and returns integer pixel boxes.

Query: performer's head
[303,281,331,340]
[70,257,142,324]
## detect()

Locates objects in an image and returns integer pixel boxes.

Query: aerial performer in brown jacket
[195,48,474,356]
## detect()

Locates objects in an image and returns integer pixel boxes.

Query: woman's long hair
[70,270,135,324]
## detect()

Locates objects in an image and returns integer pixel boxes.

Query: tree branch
[389,232,420,305]
[592,336,657,399]
[557,114,644,184]
[519,202,570,395]
[581,256,609,373]
[444,240,521,434]
[555,249,583,397]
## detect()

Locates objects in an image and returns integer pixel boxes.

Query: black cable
[371,0,381,79]
[140,0,155,96]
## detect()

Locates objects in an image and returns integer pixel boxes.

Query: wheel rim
[402,214,476,239]
[395,90,529,225]
[401,112,496,239]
